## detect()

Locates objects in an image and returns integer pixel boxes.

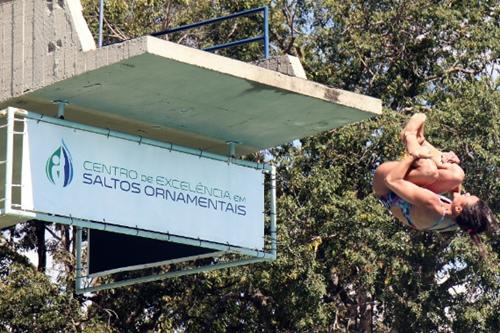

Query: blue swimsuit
[379,192,458,232]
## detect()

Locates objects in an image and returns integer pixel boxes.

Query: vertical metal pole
[75,227,83,292]
[4,108,14,213]
[263,6,269,59]
[270,165,277,258]
[98,0,104,48]
[227,141,237,158]
[56,101,67,119]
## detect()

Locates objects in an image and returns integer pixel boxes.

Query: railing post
[4,108,14,213]
[263,6,269,59]
[98,0,104,48]
[75,227,83,292]
[270,165,277,258]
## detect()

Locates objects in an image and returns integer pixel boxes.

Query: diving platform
[0,1,381,156]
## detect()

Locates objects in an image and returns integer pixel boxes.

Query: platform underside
[3,37,381,155]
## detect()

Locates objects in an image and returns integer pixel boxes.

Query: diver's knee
[427,166,440,182]
[447,163,465,183]
[413,158,439,180]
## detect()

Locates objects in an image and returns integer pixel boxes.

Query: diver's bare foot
[402,133,433,158]
[400,113,426,144]
[411,147,433,159]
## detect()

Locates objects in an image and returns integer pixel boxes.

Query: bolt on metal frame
[1,107,277,293]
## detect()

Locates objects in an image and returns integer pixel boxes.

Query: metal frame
[151,6,270,59]
[1,107,277,293]
[99,2,269,58]
[98,0,104,48]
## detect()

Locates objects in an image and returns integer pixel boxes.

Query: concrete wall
[0,0,131,105]
[0,0,307,106]
[1,0,84,101]
[0,1,161,107]
[253,55,307,79]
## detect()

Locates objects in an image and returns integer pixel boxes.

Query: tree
[2,0,498,332]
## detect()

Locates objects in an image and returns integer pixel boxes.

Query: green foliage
[302,0,499,109]
[2,0,498,332]
[0,264,80,332]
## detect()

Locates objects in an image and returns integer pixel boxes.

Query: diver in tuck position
[372,113,497,249]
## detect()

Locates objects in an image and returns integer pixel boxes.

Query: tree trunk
[35,221,46,272]
[61,225,74,292]
[359,292,373,333]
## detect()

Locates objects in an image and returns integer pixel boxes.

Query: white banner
[21,119,264,249]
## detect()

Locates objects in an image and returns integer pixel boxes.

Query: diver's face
[451,192,479,216]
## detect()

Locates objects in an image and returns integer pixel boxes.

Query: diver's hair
[455,200,498,258]
[456,200,497,234]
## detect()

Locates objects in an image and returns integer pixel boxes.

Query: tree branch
[44,225,62,241]
[425,66,479,83]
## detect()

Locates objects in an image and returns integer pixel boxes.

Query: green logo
[46,140,74,187]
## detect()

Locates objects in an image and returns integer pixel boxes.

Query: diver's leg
[400,113,426,144]
[373,161,398,197]
[400,114,432,158]
[424,163,464,194]
[406,158,439,186]
[374,160,437,197]
[406,158,464,194]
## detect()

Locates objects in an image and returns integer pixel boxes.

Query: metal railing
[151,6,270,59]
[98,3,269,59]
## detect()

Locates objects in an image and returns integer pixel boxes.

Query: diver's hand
[441,151,460,164]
